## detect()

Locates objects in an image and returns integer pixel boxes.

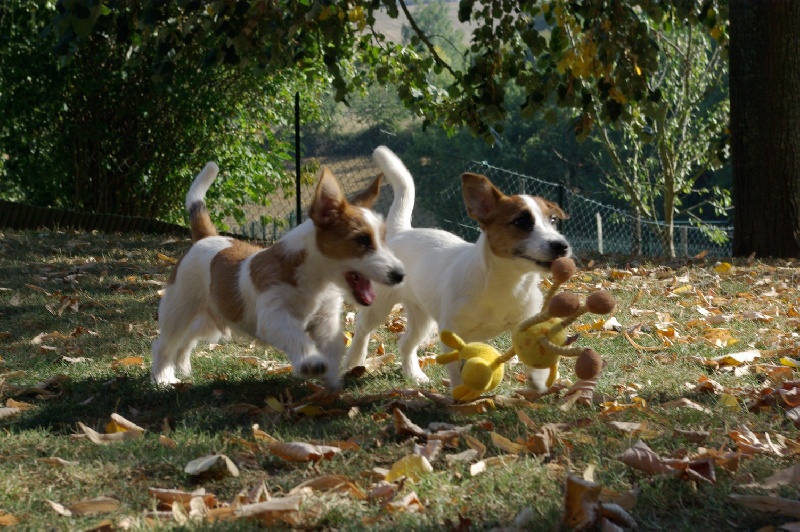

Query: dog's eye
[511,213,534,232]
[354,234,374,250]
[549,215,559,225]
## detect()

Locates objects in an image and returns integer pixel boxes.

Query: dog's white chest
[452,299,531,341]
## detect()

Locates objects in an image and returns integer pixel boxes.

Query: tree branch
[397,0,458,79]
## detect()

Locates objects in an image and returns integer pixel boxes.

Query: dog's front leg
[307,308,345,391]
[442,341,463,389]
[256,304,328,381]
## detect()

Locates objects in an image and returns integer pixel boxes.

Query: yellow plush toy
[437,257,615,401]
[437,330,505,402]
[511,257,614,390]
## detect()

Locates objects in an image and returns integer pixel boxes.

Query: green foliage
[4,0,732,229]
[590,21,730,256]
[0,0,326,224]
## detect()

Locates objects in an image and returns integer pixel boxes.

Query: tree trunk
[730,0,800,258]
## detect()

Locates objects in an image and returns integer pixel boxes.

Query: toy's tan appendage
[540,337,584,358]
[436,351,460,365]
[453,384,479,402]
[517,311,549,333]
[441,330,466,350]
[495,347,517,366]
[545,364,559,388]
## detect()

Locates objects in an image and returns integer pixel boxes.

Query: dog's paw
[405,367,430,385]
[322,373,343,393]
[151,370,180,386]
[297,354,328,377]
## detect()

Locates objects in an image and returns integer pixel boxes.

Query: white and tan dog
[344,146,571,389]
[152,162,405,390]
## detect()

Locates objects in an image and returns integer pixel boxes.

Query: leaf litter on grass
[3,231,800,529]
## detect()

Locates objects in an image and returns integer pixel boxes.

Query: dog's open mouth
[346,271,375,306]
[515,252,552,269]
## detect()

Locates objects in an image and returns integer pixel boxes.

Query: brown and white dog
[344,146,571,391]
[151,162,406,390]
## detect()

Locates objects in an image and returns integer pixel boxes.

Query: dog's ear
[537,198,570,221]
[350,173,382,209]
[310,166,346,226]
[462,172,503,225]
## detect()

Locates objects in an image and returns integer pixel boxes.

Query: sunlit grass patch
[1,229,799,530]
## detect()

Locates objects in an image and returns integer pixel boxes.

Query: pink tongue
[346,272,375,306]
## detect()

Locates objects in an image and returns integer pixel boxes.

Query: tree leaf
[184,454,239,477]
[77,421,143,445]
[67,497,120,516]
[268,442,341,463]
[617,440,678,476]
[385,454,433,483]
[729,494,800,518]
[490,432,523,454]
[289,474,366,500]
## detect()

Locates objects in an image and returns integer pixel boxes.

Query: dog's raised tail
[185,162,219,242]
[373,146,414,235]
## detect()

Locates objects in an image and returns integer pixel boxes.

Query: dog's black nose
[389,269,405,285]
[550,240,570,257]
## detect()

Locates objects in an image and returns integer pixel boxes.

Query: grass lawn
[1,228,799,530]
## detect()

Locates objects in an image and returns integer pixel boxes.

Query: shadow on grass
[6,368,464,440]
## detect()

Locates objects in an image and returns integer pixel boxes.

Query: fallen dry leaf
[289,474,367,500]
[729,494,800,519]
[105,412,145,433]
[393,408,428,438]
[184,454,240,477]
[617,440,678,477]
[672,428,710,443]
[76,421,143,444]
[148,487,217,511]
[383,491,424,513]
[47,497,120,517]
[490,431,523,454]
[562,474,637,530]
[659,397,712,414]
[561,378,599,410]
[728,425,792,457]
[37,457,79,467]
[268,442,341,463]
[742,464,800,489]
[234,495,303,526]
[110,355,144,369]
[0,510,19,526]
[385,454,433,483]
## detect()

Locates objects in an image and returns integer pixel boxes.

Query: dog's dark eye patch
[511,211,534,232]
[354,233,374,251]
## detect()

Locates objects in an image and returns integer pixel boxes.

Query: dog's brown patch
[484,195,531,258]
[209,240,260,323]
[189,202,218,242]
[250,241,306,292]
[534,197,569,221]
[315,204,379,260]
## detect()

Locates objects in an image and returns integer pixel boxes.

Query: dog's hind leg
[172,313,222,378]
[397,302,435,384]
[151,328,197,385]
[344,296,396,370]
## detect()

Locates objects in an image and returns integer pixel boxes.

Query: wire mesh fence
[232,149,733,259]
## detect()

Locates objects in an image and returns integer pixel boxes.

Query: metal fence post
[596,212,603,254]
[680,226,689,257]
[295,92,302,226]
